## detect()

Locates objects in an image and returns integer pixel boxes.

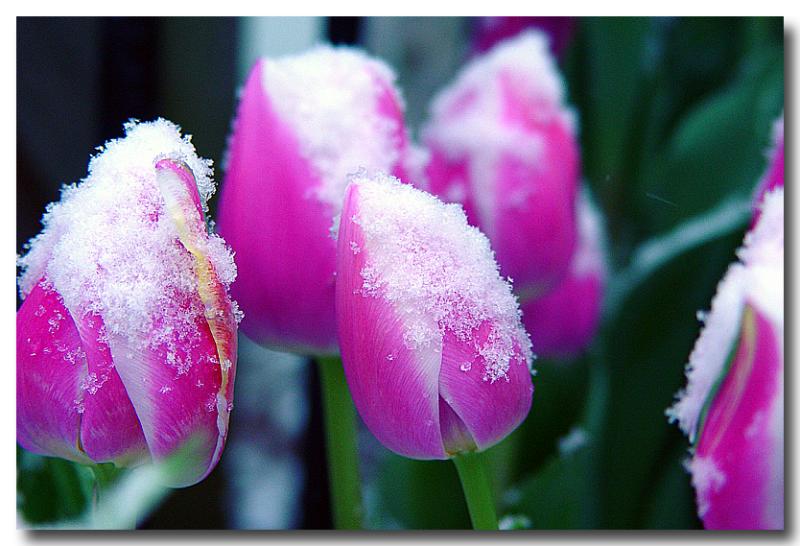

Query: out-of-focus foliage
[365,16,782,530]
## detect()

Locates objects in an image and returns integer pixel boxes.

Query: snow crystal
[261,45,404,214]
[668,189,784,441]
[347,171,533,383]
[16,119,239,380]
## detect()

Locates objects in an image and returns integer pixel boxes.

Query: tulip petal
[101,160,239,487]
[691,305,783,529]
[17,281,91,463]
[336,184,446,459]
[423,30,579,297]
[219,59,339,354]
[219,47,410,355]
[336,173,534,459]
[74,309,149,466]
[439,327,533,452]
[752,115,783,223]
[520,187,607,358]
[106,293,229,487]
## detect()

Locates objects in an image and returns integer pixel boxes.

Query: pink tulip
[473,17,577,57]
[520,189,607,359]
[17,120,240,487]
[422,30,580,301]
[752,115,783,223]
[218,45,414,355]
[668,189,784,529]
[335,171,534,459]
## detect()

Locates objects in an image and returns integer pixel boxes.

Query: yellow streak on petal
[155,161,236,450]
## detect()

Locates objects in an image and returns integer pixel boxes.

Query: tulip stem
[453,451,499,530]
[317,356,363,529]
[89,463,127,528]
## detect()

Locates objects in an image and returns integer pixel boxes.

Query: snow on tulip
[335,171,534,459]
[16,120,240,488]
[218,45,416,355]
[752,115,783,223]
[422,30,580,302]
[520,189,608,359]
[667,188,784,529]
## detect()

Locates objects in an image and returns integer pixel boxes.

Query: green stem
[317,356,363,529]
[89,463,127,528]
[452,451,499,530]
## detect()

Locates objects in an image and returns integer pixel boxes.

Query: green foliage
[17,448,94,524]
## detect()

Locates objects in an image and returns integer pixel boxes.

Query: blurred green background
[17,16,783,529]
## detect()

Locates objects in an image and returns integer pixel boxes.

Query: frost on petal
[422,30,579,294]
[668,189,783,442]
[336,171,533,458]
[342,171,533,383]
[16,120,239,485]
[261,45,408,214]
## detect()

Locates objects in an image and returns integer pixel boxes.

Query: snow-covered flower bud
[218,45,414,355]
[668,189,784,529]
[17,120,240,487]
[335,171,534,459]
[520,188,607,359]
[422,30,580,301]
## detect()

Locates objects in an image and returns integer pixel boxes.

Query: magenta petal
[74,310,149,466]
[521,274,603,359]
[218,60,338,354]
[106,292,230,487]
[335,185,446,459]
[336,173,534,460]
[439,328,533,452]
[17,281,90,463]
[752,116,784,224]
[691,305,783,530]
[423,31,579,298]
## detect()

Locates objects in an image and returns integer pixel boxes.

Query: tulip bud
[335,171,534,459]
[17,120,240,487]
[422,30,580,300]
[473,17,577,57]
[520,188,608,359]
[218,45,413,355]
[668,189,784,529]
[752,115,783,223]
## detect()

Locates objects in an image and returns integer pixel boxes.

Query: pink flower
[218,46,415,355]
[520,189,607,359]
[335,171,533,459]
[668,189,784,529]
[17,120,240,487]
[752,115,783,223]
[422,30,580,301]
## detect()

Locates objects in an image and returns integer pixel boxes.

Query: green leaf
[17,448,94,524]
[636,46,783,236]
[503,428,596,529]
[597,228,744,528]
